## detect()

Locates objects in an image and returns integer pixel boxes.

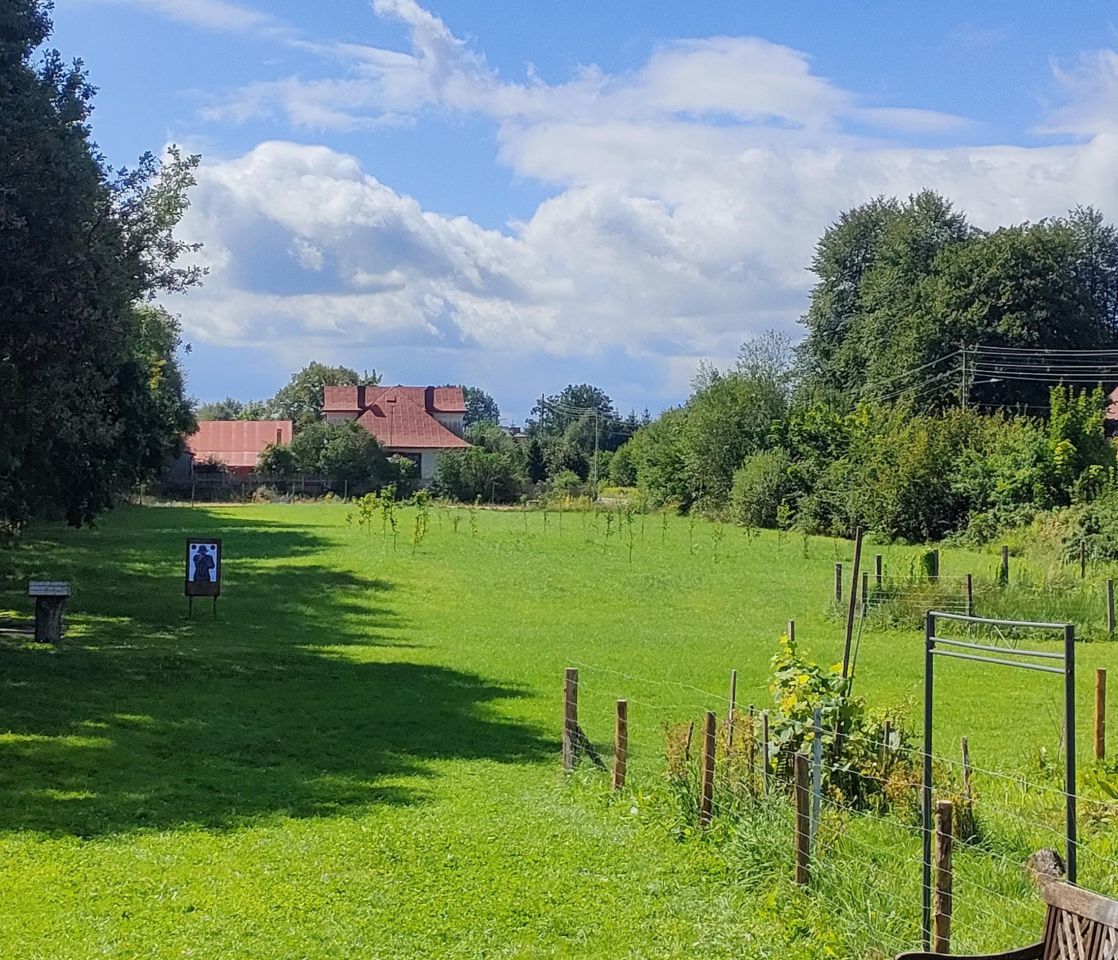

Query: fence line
[563,659,1118,957]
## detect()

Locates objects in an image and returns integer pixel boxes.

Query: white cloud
[162,2,1118,399]
[1041,50,1118,136]
[76,0,293,38]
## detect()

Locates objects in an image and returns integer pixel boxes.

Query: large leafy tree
[269,362,378,427]
[1,2,200,527]
[286,420,388,494]
[461,386,500,427]
[798,191,1118,410]
[527,384,625,480]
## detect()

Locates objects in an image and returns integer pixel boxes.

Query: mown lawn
[1,503,1116,958]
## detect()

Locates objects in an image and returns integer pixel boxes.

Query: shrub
[386,454,419,491]
[432,447,521,503]
[730,449,793,529]
[609,442,638,486]
[256,443,296,477]
[549,469,583,497]
[766,632,915,810]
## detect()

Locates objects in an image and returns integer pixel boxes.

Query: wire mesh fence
[561,658,1118,958]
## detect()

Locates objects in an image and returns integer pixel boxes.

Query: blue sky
[52,0,1118,421]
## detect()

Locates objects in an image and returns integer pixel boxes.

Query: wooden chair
[897,882,1118,959]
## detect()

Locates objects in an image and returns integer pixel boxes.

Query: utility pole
[593,409,600,500]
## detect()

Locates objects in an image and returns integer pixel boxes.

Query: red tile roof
[358,388,470,450]
[323,385,470,450]
[186,420,293,469]
[323,385,466,414]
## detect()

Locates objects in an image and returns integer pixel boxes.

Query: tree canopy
[797,192,1118,409]
[1,2,199,527]
[268,362,378,428]
[461,386,500,427]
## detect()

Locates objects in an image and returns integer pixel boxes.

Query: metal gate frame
[921,611,1077,950]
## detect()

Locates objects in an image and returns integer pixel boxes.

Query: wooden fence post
[794,752,811,886]
[728,670,738,751]
[1081,542,1087,579]
[761,710,770,796]
[562,668,579,771]
[700,710,716,828]
[787,619,796,645]
[834,563,843,605]
[1108,580,1115,637]
[875,553,883,588]
[965,574,974,618]
[934,800,954,955]
[929,549,940,583]
[999,545,1010,586]
[862,571,869,615]
[613,699,628,791]
[1096,669,1107,762]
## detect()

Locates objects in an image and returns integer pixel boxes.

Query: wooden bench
[28,581,70,644]
[898,881,1118,959]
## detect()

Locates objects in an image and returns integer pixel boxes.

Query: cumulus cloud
[163,1,1118,398]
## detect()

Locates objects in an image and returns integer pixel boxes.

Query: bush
[386,454,419,491]
[288,420,390,494]
[730,449,793,529]
[256,442,296,477]
[432,448,521,503]
[549,469,583,497]
[609,443,637,486]
[1061,487,1118,562]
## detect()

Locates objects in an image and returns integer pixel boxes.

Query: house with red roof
[322,385,470,481]
[184,420,293,477]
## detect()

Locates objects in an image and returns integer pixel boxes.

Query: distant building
[179,420,293,478]
[322,385,470,481]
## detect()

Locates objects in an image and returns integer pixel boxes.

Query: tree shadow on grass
[0,506,549,837]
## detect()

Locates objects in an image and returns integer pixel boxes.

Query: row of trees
[616,193,1118,542]
[429,386,651,502]
[2,2,199,529]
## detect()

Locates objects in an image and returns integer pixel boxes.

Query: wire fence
[561,657,1118,958]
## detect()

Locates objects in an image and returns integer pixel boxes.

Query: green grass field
[2,503,1117,958]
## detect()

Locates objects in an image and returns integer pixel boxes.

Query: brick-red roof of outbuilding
[186,420,293,469]
[322,385,470,450]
